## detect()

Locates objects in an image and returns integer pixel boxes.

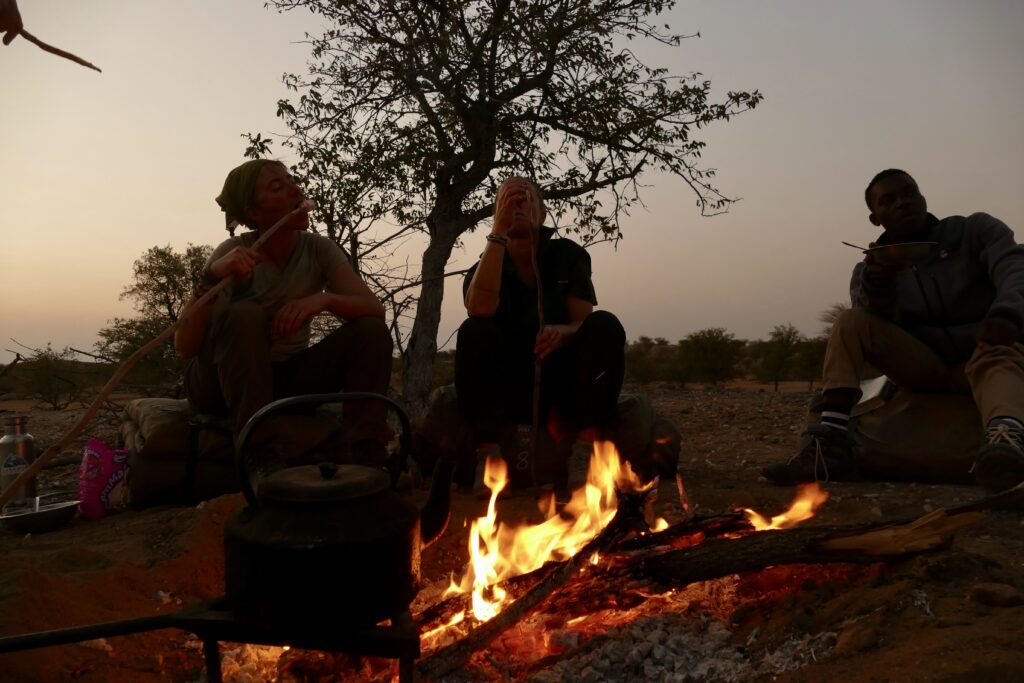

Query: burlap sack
[120,398,350,508]
[851,391,980,483]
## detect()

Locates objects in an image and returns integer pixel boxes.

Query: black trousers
[454,311,626,445]
[184,301,393,440]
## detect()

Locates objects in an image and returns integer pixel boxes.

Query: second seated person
[456,177,626,494]
[174,159,393,465]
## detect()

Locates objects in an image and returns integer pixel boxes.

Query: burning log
[642,506,985,587]
[415,510,751,629]
[416,490,652,680]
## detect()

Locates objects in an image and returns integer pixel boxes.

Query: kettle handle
[235,392,412,509]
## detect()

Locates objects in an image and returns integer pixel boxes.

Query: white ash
[526,614,837,683]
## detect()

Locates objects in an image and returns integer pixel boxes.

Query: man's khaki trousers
[824,307,1024,424]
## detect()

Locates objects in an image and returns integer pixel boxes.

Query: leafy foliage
[250,0,762,408]
[13,345,94,410]
[754,323,804,391]
[678,328,743,385]
[625,336,684,385]
[95,244,212,384]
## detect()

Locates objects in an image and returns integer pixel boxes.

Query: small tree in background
[17,344,89,410]
[756,323,804,391]
[678,328,743,385]
[794,336,828,391]
[96,244,212,385]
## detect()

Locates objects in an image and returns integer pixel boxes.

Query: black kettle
[222,392,454,628]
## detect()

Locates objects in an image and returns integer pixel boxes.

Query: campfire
[443,440,668,624]
[169,438,988,683]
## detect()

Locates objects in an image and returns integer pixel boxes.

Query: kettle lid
[258,462,389,505]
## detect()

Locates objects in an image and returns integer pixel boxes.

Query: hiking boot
[762,424,860,485]
[972,422,1024,493]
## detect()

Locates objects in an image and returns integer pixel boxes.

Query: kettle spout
[420,459,455,547]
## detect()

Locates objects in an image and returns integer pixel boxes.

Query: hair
[864,168,915,209]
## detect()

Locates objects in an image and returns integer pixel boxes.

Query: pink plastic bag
[78,438,128,520]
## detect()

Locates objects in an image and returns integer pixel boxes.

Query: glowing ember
[743,483,829,530]
[445,441,665,622]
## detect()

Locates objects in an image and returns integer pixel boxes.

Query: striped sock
[820,403,851,431]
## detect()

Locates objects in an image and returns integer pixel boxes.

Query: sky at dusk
[2,0,1023,364]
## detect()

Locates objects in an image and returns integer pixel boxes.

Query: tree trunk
[403,229,459,413]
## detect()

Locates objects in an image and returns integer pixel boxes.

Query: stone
[968,582,1024,607]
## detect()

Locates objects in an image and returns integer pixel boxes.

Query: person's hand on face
[1,0,23,45]
[534,326,567,360]
[493,179,543,239]
[273,294,324,339]
[210,247,263,281]
[492,184,520,237]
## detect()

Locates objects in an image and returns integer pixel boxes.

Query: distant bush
[678,328,743,385]
[6,345,107,409]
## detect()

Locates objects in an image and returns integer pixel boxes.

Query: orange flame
[445,441,665,622]
[743,483,829,530]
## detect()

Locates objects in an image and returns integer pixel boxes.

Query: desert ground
[0,381,1022,682]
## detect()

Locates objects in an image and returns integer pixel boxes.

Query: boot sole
[974,444,1024,493]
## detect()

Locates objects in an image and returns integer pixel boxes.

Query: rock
[833,622,879,655]
[968,582,1024,607]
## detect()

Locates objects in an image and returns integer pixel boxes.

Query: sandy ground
[0,382,1022,682]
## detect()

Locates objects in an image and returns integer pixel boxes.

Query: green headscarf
[215,159,274,232]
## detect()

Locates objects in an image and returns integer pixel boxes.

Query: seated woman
[174,159,393,465]
[455,177,626,493]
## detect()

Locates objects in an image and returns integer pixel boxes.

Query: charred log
[642,508,984,586]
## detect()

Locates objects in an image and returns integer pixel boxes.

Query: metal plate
[1,499,79,535]
[865,241,939,268]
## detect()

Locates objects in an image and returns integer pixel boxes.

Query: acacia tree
[756,323,804,392]
[250,0,762,409]
[95,244,211,383]
[678,328,742,385]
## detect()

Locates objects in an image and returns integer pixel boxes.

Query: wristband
[486,233,509,248]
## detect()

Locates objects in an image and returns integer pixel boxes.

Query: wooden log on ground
[642,507,984,586]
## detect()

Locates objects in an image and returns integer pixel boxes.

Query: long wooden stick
[0,206,308,509]
[528,227,544,488]
[20,30,101,73]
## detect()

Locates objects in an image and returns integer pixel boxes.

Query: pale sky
[2,1,1023,364]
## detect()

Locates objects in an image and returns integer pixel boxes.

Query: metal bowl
[865,242,938,269]
[1,499,80,535]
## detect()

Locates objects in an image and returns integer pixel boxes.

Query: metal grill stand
[0,598,420,683]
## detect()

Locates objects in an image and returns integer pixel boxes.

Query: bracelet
[486,233,509,248]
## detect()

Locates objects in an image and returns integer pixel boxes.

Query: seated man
[764,169,1024,491]
[173,159,393,464]
[455,177,626,493]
